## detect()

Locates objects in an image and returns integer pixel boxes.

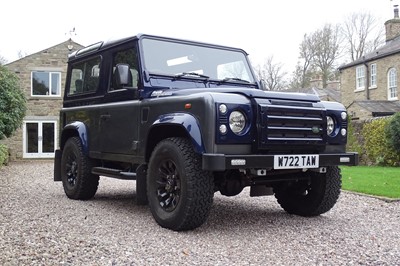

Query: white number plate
[274,155,319,169]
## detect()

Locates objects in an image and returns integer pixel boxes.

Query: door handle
[100,114,111,120]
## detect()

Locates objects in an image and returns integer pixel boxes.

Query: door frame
[23,118,58,158]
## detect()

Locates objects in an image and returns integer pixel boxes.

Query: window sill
[30,96,62,100]
[388,97,398,101]
[368,86,377,90]
[354,88,365,92]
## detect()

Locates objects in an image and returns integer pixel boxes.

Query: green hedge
[346,116,363,158]
[362,117,400,166]
[0,143,8,168]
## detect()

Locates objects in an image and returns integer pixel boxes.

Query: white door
[23,121,57,158]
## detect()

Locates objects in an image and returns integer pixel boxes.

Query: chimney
[385,5,400,42]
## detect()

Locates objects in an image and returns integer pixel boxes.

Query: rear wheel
[274,166,341,216]
[61,137,99,200]
[147,137,214,231]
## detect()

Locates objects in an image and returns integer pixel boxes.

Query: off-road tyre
[61,137,99,200]
[274,166,341,216]
[147,137,214,231]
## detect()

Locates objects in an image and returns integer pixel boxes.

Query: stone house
[2,39,83,159]
[338,6,400,120]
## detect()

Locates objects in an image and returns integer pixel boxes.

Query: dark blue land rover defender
[54,34,358,231]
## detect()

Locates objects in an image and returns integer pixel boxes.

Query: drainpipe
[364,60,370,100]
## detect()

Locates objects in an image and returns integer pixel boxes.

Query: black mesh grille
[258,103,326,150]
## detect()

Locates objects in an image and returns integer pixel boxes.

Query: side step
[92,167,136,180]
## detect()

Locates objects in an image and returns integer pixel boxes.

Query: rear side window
[68,56,101,96]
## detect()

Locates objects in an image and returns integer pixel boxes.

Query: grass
[340,166,400,199]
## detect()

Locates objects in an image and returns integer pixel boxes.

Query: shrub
[0,143,8,167]
[385,112,400,154]
[362,117,400,166]
[0,65,26,140]
[346,117,363,159]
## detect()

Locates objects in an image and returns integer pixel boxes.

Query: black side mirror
[115,63,134,89]
[259,79,268,90]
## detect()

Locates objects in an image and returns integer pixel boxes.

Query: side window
[355,65,365,91]
[68,56,101,96]
[110,48,138,91]
[370,63,377,88]
[31,71,61,97]
[388,68,398,100]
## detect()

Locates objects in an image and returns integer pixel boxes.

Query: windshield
[141,38,255,83]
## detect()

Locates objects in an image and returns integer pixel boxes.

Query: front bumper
[202,152,358,171]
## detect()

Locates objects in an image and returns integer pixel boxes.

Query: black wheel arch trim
[61,121,89,155]
[149,113,205,154]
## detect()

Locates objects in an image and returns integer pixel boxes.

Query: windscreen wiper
[173,72,210,80]
[218,77,251,84]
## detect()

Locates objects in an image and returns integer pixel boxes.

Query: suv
[54,34,358,231]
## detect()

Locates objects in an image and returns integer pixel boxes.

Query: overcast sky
[0,0,398,73]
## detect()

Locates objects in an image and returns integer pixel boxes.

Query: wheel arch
[145,113,205,162]
[60,121,89,155]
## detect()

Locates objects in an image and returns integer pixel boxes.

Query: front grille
[258,103,326,150]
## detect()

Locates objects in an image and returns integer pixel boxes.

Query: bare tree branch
[313,24,342,88]
[255,56,287,91]
[341,12,384,61]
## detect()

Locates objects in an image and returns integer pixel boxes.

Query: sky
[0,0,398,74]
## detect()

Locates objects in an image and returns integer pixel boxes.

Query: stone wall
[340,53,400,119]
[1,40,83,159]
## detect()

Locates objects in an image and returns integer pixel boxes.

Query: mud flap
[136,164,148,205]
[54,149,62,181]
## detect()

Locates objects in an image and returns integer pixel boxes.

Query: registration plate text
[274,155,319,169]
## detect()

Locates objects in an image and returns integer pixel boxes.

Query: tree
[312,24,342,88]
[292,24,341,89]
[255,56,287,91]
[289,33,318,89]
[341,12,384,62]
[0,55,7,65]
[0,65,26,140]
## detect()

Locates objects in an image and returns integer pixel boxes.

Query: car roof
[68,34,248,61]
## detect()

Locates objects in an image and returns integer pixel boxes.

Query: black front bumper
[202,152,358,171]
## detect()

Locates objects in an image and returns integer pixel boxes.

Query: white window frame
[388,68,398,101]
[370,63,377,88]
[355,65,365,91]
[31,71,62,97]
[23,120,57,158]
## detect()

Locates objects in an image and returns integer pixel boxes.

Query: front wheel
[147,137,214,231]
[61,137,99,200]
[274,166,342,216]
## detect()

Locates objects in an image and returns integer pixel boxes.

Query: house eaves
[354,100,400,114]
[338,36,400,70]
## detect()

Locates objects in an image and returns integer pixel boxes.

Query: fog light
[341,128,347,136]
[231,159,246,166]
[219,124,227,134]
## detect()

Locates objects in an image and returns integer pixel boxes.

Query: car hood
[150,87,321,102]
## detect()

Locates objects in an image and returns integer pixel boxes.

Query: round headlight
[327,116,335,136]
[229,111,246,134]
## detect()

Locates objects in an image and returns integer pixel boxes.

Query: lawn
[340,166,400,199]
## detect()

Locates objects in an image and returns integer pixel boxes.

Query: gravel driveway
[1,160,399,265]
